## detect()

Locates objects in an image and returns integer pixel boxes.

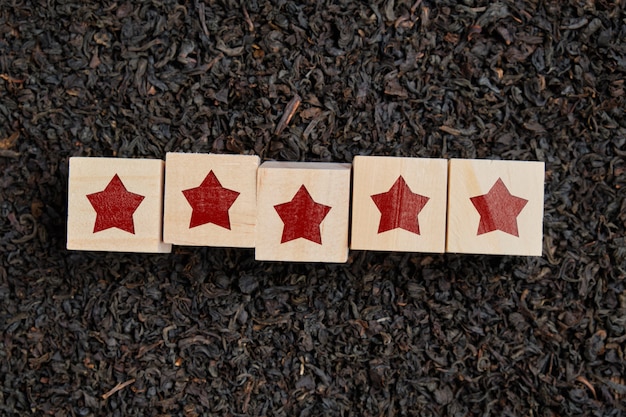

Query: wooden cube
[255,162,351,262]
[446,159,544,256]
[163,153,260,247]
[67,157,171,253]
[350,156,448,253]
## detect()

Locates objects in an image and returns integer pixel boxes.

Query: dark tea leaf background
[1,1,625,416]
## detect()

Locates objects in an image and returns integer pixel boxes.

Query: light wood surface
[255,161,351,262]
[163,153,260,247]
[351,156,448,253]
[446,159,544,256]
[67,157,171,253]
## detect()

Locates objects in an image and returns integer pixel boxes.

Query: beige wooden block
[446,159,544,256]
[255,162,351,262]
[350,156,448,252]
[67,157,171,253]
[163,153,259,247]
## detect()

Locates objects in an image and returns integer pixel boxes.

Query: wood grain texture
[351,156,448,253]
[163,153,259,247]
[255,161,351,262]
[67,157,171,253]
[446,159,545,256]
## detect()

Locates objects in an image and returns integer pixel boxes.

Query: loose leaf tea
[0,1,624,416]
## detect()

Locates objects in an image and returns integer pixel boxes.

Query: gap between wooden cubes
[67,154,545,260]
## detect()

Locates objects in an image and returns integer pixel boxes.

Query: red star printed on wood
[274,185,331,244]
[87,174,145,234]
[182,171,240,229]
[470,178,528,237]
[370,176,430,235]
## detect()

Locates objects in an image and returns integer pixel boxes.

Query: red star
[470,178,528,237]
[370,176,430,235]
[274,185,332,244]
[86,174,145,234]
[182,171,240,229]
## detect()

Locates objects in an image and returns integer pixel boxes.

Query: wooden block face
[163,153,260,247]
[255,162,351,262]
[350,156,448,253]
[446,159,544,256]
[67,157,171,253]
